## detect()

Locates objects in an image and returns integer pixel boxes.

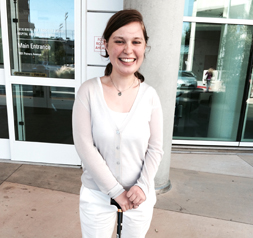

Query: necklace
[110,75,136,96]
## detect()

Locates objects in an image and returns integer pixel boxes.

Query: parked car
[177,71,197,89]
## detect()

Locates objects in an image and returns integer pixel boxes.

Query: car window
[178,71,195,77]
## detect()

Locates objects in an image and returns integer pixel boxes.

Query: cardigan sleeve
[135,90,164,197]
[72,83,125,198]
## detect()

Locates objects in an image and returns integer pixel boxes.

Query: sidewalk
[1,152,253,238]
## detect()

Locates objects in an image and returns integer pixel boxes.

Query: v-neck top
[97,77,129,128]
[72,77,164,199]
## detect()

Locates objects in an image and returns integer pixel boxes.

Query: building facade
[0,0,252,165]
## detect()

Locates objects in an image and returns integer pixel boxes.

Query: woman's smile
[119,58,136,63]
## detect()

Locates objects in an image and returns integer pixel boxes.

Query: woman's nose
[123,43,132,54]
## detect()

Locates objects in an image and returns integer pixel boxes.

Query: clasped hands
[114,185,146,212]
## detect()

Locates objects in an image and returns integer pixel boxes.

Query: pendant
[118,92,122,96]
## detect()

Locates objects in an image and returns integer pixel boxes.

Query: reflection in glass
[7,0,74,78]
[0,15,3,68]
[0,86,9,138]
[241,74,253,141]
[12,84,74,144]
[174,22,253,141]
[184,0,253,20]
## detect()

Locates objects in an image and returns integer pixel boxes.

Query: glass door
[1,0,82,165]
[173,21,253,146]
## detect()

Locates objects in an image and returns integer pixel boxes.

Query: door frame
[0,2,10,159]
[0,67,10,159]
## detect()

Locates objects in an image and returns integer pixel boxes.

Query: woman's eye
[133,41,141,44]
[115,40,124,44]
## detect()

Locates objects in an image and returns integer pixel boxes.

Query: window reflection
[12,84,74,144]
[241,73,253,141]
[174,23,253,141]
[184,0,253,20]
[7,0,74,78]
[0,15,3,68]
[0,86,9,138]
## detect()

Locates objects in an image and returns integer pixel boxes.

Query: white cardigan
[72,77,163,199]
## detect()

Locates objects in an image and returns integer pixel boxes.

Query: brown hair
[102,9,149,82]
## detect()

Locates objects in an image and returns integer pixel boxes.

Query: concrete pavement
[0,152,253,238]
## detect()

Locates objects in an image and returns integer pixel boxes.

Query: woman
[205,68,214,92]
[72,9,163,238]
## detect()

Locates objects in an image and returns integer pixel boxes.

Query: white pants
[79,185,156,238]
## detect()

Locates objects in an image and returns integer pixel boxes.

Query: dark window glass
[12,84,74,144]
[241,75,253,141]
[7,0,74,78]
[0,15,3,68]
[0,86,9,138]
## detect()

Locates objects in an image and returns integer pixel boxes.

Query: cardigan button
[116,130,120,134]
[117,161,120,165]
[116,146,120,150]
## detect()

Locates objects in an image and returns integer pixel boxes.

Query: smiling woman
[73,9,163,238]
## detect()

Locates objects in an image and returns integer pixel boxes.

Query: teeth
[120,58,135,62]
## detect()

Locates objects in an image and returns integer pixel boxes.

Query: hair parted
[102,9,149,82]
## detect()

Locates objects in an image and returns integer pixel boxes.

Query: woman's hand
[127,186,146,209]
[114,191,134,212]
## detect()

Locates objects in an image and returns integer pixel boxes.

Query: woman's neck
[110,71,136,91]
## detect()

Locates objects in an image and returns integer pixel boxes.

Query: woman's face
[105,22,146,77]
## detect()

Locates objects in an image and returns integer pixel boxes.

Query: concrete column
[124,1,185,193]
[208,24,251,140]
